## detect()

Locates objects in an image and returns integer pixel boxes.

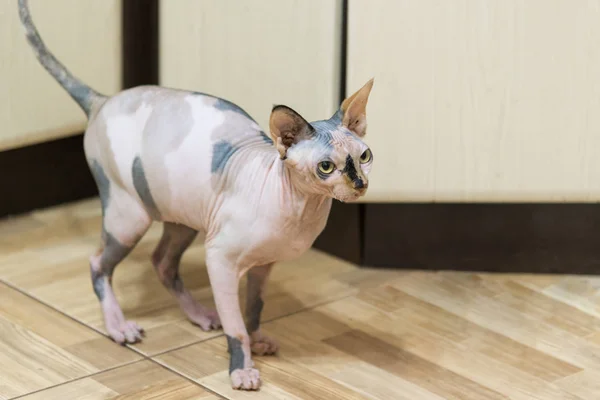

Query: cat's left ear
[269,105,315,159]
[340,78,374,137]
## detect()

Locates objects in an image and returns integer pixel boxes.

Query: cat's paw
[189,308,221,331]
[251,332,278,356]
[181,300,221,331]
[230,368,261,390]
[107,320,144,344]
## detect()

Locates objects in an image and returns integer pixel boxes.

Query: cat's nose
[353,179,368,190]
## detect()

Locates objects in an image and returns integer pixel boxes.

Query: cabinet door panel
[160,0,342,133]
[348,0,600,202]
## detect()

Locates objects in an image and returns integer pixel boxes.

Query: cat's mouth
[336,189,367,203]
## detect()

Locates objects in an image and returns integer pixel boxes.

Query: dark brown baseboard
[314,201,600,275]
[0,134,97,219]
[313,202,363,265]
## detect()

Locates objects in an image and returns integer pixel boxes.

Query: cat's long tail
[17,0,106,117]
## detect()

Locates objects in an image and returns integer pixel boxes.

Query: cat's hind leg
[89,162,152,344]
[152,222,221,331]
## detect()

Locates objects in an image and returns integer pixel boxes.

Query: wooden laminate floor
[1,199,600,399]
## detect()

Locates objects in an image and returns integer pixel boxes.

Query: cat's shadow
[124,239,408,375]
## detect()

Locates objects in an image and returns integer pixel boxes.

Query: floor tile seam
[0,277,357,365]
[148,358,227,399]
[8,359,143,400]
[0,278,150,358]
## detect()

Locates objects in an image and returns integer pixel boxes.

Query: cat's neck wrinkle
[278,160,329,217]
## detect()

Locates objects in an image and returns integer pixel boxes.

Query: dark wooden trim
[314,201,600,275]
[0,134,97,218]
[122,0,160,89]
[338,0,348,103]
[313,201,362,264]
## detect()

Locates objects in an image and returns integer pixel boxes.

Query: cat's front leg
[246,263,278,355]
[206,250,260,391]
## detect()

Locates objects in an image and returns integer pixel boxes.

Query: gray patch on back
[214,98,254,121]
[143,94,195,152]
[211,140,240,173]
[203,93,273,146]
[132,156,161,220]
[259,131,274,144]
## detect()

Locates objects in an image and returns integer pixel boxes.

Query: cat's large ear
[269,105,315,159]
[340,78,374,137]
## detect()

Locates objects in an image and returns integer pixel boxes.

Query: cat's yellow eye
[318,161,335,174]
[359,149,372,163]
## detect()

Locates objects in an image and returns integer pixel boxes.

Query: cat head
[269,79,374,202]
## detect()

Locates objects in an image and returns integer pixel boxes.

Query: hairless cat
[18,0,375,390]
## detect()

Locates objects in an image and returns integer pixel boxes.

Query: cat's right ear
[340,78,374,137]
[269,105,315,160]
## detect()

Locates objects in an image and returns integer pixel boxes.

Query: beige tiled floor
[2,198,600,399]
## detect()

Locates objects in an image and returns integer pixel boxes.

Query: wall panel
[0,0,122,151]
[159,0,342,133]
[347,0,600,202]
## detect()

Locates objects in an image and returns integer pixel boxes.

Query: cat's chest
[225,199,332,265]
[264,215,327,260]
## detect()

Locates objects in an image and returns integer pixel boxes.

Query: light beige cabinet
[159,0,343,133]
[347,0,600,203]
[0,0,122,151]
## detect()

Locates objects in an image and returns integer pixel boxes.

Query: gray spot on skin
[311,120,338,136]
[310,108,344,134]
[172,275,184,292]
[153,223,198,293]
[309,108,353,148]
[211,140,240,173]
[89,159,114,241]
[260,131,274,145]
[214,98,254,121]
[90,267,105,301]
[87,160,134,302]
[245,275,264,334]
[143,94,195,152]
[200,93,273,148]
[132,156,161,220]
[226,335,246,374]
[89,159,110,216]
[102,232,133,273]
[118,91,144,114]
[91,232,132,302]
[140,92,196,203]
